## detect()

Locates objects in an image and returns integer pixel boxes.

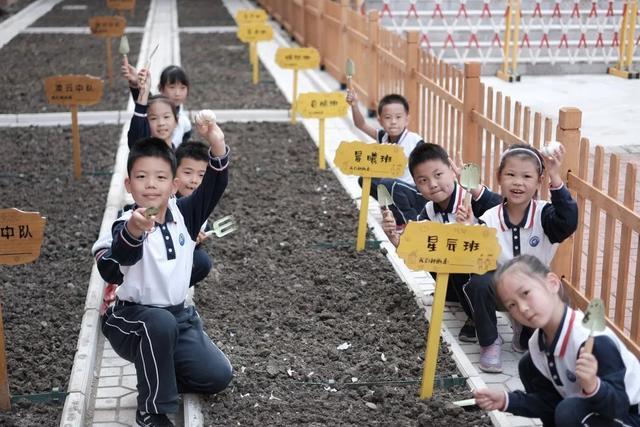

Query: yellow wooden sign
[44,75,104,106]
[334,141,407,178]
[107,0,135,10]
[0,209,46,266]
[89,16,127,37]
[236,9,268,24]
[397,222,500,274]
[275,47,320,69]
[237,23,273,43]
[297,92,348,119]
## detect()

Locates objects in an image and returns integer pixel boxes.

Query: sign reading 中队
[44,75,104,106]
[0,208,46,266]
[107,0,135,10]
[237,23,273,43]
[396,222,500,274]
[275,47,320,69]
[89,16,126,37]
[297,92,348,119]
[334,141,407,178]
[235,9,268,25]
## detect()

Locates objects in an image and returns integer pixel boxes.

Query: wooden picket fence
[255,0,640,357]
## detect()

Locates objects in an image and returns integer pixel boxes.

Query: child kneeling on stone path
[382,142,502,344]
[474,255,640,427]
[94,124,232,427]
[346,90,427,225]
[123,60,191,147]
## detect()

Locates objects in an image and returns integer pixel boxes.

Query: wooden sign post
[334,141,407,251]
[88,16,126,87]
[107,0,136,17]
[275,47,320,124]
[396,222,500,398]
[0,208,47,410]
[236,22,273,85]
[44,75,104,179]
[297,92,348,169]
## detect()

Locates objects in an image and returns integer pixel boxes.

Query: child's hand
[451,151,463,178]
[381,208,400,247]
[346,89,358,106]
[541,142,565,188]
[473,388,506,411]
[456,204,474,225]
[196,119,225,156]
[576,346,599,395]
[126,207,157,238]
[196,231,208,244]
[137,69,151,94]
[121,58,138,88]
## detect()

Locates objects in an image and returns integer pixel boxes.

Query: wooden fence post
[551,107,582,283]
[339,0,350,88]
[405,31,420,133]
[318,0,325,70]
[462,62,482,165]
[367,10,379,116]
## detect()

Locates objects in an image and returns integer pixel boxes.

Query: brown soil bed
[177,0,236,27]
[194,121,491,426]
[181,33,289,110]
[0,33,142,114]
[0,0,37,24]
[30,0,150,28]
[0,124,120,426]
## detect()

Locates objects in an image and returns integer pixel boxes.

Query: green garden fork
[205,215,236,238]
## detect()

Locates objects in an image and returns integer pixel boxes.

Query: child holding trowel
[474,255,640,427]
[381,142,502,343]
[120,36,192,147]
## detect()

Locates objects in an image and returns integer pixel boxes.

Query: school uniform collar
[131,200,177,224]
[433,181,465,214]
[497,199,538,231]
[537,305,575,358]
[381,128,409,145]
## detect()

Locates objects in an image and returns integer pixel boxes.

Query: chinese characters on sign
[297,92,348,119]
[0,209,46,266]
[396,222,500,274]
[275,47,320,69]
[334,141,407,178]
[237,23,273,42]
[88,16,126,37]
[235,9,268,24]
[44,75,104,106]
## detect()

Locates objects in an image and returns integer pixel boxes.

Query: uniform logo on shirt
[565,369,576,382]
[529,236,540,247]
[179,233,185,246]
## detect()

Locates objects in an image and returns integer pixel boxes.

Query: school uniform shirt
[417,182,502,224]
[376,128,424,186]
[173,107,192,148]
[506,306,640,418]
[94,147,229,307]
[479,184,578,267]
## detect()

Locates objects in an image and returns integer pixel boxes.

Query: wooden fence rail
[254,0,640,357]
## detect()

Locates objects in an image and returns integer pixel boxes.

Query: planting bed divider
[181,33,289,110]
[0,125,120,426]
[30,0,151,28]
[191,122,491,426]
[0,33,142,114]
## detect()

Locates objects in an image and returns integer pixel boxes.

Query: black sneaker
[136,410,174,427]
[458,318,478,343]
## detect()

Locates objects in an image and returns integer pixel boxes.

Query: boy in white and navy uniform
[94,134,231,426]
[507,306,640,426]
[345,92,427,224]
[464,183,578,355]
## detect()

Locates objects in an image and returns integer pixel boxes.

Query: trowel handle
[464,192,472,211]
[583,335,595,354]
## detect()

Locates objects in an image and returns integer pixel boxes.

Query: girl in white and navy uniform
[474,255,640,427]
[458,143,578,373]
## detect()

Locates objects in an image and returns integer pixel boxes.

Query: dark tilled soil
[0,125,121,426]
[31,0,150,28]
[177,0,236,27]
[0,33,142,114]
[0,0,37,24]
[194,122,491,426]
[181,33,289,110]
